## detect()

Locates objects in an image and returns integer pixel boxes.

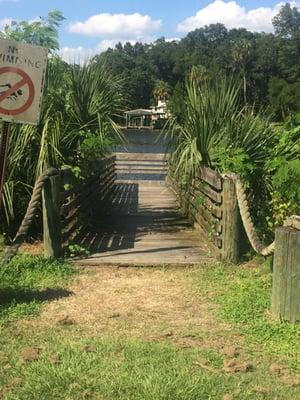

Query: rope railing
[2,167,295,263]
[223,173,280,256]
[2,168,60,262]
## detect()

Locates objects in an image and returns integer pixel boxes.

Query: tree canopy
[0,10,65,51]
[95,3,300,122]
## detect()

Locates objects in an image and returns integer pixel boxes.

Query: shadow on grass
[0,287,73,308]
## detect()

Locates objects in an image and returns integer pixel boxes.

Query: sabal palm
[167,75,240,178]
[166,73,274,182]
[1,58,125,229]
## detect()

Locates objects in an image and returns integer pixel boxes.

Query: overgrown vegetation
[0,14,125,238]
[165,71,299,240]
[0,4,299,243]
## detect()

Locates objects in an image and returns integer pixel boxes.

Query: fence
[59,156,116,251]
[4,158,299,323]
[169,167,300,322]
[169,167,241,263]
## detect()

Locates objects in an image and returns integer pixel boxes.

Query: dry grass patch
[36,265,232,347]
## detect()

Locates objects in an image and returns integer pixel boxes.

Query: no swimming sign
[0,39,47,125]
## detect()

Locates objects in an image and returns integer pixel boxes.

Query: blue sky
[1,1,299,60]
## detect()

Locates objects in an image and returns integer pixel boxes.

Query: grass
[0,336,231,400]
[1,331,299,400]
[0,257,299,399]
[0,254,76,323]
[192,261,300,372]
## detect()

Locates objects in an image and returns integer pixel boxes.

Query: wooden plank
[190,191,222,219]
[189,207,221,249]
[61,171,116,215]
[42,175,62,258]
[271,225,300,323]
[198,204,222,234]
[62,177,116,222]
[200,167,222,191]
[194,184,222,204]
[60,155,116,201]
[189,201,222,234]
[221,177,241,263]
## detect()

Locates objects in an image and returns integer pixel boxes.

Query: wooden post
[271,220,300,323]
[42,174,62,258]
[0,121,11,211]
[222,176,241,263]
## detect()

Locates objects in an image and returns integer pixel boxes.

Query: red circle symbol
[0,67,35,116]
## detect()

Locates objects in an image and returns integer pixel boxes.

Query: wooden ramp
[75,130,213,266]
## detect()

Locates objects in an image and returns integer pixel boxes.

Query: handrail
[223,173,297,256]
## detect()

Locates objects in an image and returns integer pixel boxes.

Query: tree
[272,4,300,83]
[250,33,279,105]
[232,39,252,105]
[96,19,299,120]
[0,10,65,51]
[268,77,300,120]
[153,80,171,102]
[273,3,300,38]
[168,81,186,123]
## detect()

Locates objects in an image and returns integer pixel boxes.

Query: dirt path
[3,264,299,399]
[35,265,233,348]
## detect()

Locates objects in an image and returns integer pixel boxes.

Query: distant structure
[125,99,170,129]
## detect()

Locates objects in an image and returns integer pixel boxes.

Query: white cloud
[69,12,161,40]
[58,37,155,64]
[59,34,183,64]
[0,18,12,30]
[165,37,180,42]
[96,39,131,52]
[58,46,98,64]
[177,1,300,33]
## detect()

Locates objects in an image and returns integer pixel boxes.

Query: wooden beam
[221,176,241,263]
[200,167,222,191]
[271,223,300,323]
[194,184,222,204]
[43,174,62,258]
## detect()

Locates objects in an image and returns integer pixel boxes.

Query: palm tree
[1,58,125,232]
[232,39,252,105]
[153,80,171,102]
[166,73,273,184]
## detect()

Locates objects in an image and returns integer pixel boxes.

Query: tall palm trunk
[243,67,247,105]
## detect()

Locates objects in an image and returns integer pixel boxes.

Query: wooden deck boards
[75,182,214,266]
[75,131,214,266]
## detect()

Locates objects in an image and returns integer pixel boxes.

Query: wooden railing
[60,156,116,248]
[169,167,241,263]
[42,156,116,256]
[189,167,223,250]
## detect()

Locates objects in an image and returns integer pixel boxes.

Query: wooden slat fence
[60,156,116,247]
[169,166,224,255]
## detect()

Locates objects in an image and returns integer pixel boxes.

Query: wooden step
[114,152,169,161]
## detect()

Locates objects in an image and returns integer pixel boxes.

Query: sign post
[0,39,47,210]
[0,121,10,209]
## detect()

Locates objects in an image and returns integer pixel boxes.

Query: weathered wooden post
[271,216,300,323]
[222,176,242,263]
[42,174,62,258]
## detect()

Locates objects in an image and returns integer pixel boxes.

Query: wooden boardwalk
[75,131,213,266]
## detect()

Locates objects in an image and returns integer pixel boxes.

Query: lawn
[0,256,299,399]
